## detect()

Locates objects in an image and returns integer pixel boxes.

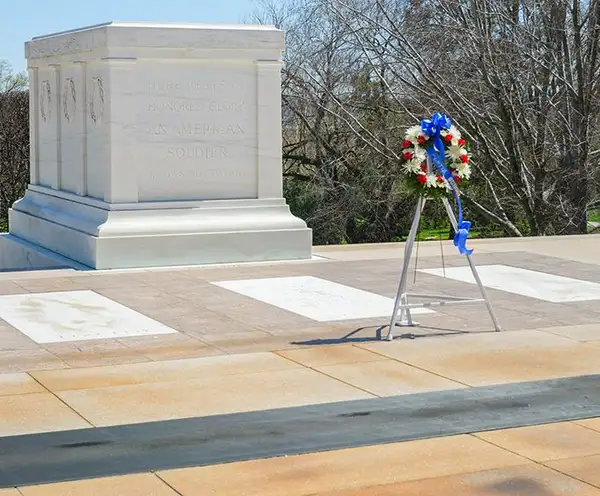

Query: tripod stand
[386,168,502,341]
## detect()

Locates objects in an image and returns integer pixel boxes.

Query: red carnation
[417,136,427,145]
[420,163,427,172]
[460,155,469,164]
[436,175,443,182]
[401,140,412,148]
[416,174,427,185]
[453,173,461,183]
[444,134,453,142]
[403,152,413,160]
[458,138,466,147]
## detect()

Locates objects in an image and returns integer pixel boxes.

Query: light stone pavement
[1,234,600,494]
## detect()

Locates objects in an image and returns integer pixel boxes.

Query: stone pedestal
[10,22,312,269]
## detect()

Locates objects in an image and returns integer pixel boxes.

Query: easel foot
[385,321,420,341]
[397,320,420,327]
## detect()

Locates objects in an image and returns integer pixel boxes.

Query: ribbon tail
[453,221,474,256]
[436,158,473,256]
[420,113,473,256]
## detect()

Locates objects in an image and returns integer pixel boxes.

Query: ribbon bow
[420,112,473,256]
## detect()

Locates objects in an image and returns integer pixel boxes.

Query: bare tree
[251,0,600,241]
[325,0,600,235]
[250,0,424,244]
[0,62,29,232]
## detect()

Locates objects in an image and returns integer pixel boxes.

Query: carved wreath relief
[89,76,104,124]
[62,77,76,122]
[40,80,52,123]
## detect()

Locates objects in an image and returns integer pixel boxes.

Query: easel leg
[387,196,426,341]
[441,198,502,331]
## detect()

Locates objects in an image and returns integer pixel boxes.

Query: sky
[1,0,258,73]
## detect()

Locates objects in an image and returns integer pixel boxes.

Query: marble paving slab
[213,276,434,321]
[0,290,177,344]
[419,264,600,302]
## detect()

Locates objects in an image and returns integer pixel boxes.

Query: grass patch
[403,227,485,242]
[417,228,451,241]
[589,210,600,233]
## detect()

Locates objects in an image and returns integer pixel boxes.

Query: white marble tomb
[8,22,312,269]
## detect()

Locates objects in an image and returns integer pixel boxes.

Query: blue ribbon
[420,113,473,256]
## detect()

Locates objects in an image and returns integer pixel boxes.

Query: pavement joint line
[534,327,590,343]
[351,342,474,388]
[2,374,600,488]
[572,420,600,434]
[540,457,600,491]
[24,371,96,429]
[471,432,600,492]
[272,351,382,398]
[153,472,184,496]
[468,432,537,464]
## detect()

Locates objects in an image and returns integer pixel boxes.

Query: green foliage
[0,62,29,231]
[284,165,415,245]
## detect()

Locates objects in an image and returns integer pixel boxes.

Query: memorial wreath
[400,113,474,255]
[399,116,472,198]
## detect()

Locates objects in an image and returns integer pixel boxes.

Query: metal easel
[386,157,501,341]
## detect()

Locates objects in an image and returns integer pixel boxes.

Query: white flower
[427,174,450,190]
[449,125,461,138]
[448,145,468,160]
[457,164,472,179]
[437,180,446,189]
[413,147,427,161]
[426,175,440,187]
[405,125,422,141]
[403,158,424,174]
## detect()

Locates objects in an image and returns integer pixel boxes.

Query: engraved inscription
[148,124,168,136]
[146,79,245,117]
[166,146,228,160]
[148,80,241,93]
[141,79,247,160]
[150,169,243,180]
[144,123,244,136]
[142,78,249,162]
[176,123,244,135]
[40,80,52,123]
[62,78,76,122]
[147,101,245,113]
[137,69,257,200]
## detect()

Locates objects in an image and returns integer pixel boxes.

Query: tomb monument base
[8,22,312,269]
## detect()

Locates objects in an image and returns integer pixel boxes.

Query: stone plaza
[0,21,600,496]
